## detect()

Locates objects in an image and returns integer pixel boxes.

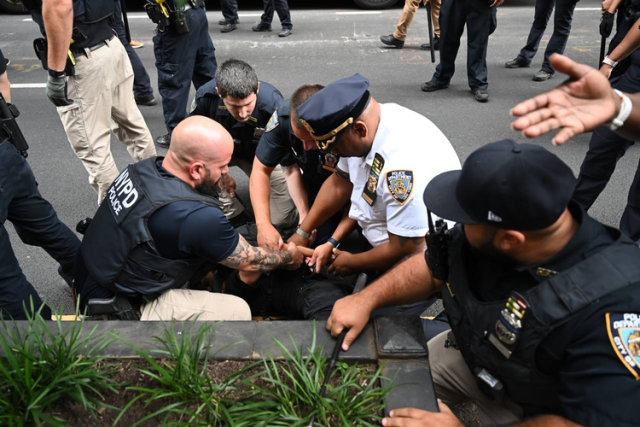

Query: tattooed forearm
[220,235,292,272]
[335,168,350,181]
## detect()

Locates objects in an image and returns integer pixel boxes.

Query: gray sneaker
[532,70,554,81]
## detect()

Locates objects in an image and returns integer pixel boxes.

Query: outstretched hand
[511,54,620,145]
[381,400,464,427]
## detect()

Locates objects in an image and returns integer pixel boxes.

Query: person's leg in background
[380,0,421,48]
[191,8,218,91]
[421,0,443,50]
[426,0,466,87]
[272,0,293,37]
[536,0,579,80]
[465,0,493,101]
[254,0,275,31]
[113,0,155,105]
[506,0,553,68]
[219,0,239,32]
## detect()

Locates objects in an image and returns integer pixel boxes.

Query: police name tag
[107,168,141,224]
[489,292,529,359]
[362,153,384,206]
[606,312,640,379]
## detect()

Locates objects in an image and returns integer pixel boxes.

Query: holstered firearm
[86,295,141,320]
[0,93,29,158]
[144,0,171,32]
[426,209,449,281]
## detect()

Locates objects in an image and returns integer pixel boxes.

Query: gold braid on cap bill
[300,117,354,151]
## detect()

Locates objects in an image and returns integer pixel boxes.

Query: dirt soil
[47,359,380,426]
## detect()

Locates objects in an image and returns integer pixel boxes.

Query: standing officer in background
[251,84,344,250]
[218,0,240,33]
[504,0,580,81]
[289,74,460,286]
[0,53,81,320]
[328,140,640,427]
[421,0,502,102]
[252,0,293,37]
[74,116,303,321]
[149,0,217,148]
[190,59,298,231]
[24,0,156,204]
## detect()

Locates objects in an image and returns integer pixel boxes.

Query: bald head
[163,116,234,189]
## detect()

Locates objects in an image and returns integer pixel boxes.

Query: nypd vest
[442,227,640,416]
[82,158,222,300]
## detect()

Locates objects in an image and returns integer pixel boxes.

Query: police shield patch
[266,110,280,132]
[386,170,414,205]
[606,312,640,380]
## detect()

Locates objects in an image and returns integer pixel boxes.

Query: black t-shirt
[76,160,239,304]
[255,99,338,204]
[450,202,640,426]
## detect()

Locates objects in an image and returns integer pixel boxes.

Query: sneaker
[532,70,554,81]
[420,36,440,51]
[135,96,157,107]
[505,58,531,68]
[156,133,171,149]
[130,40,144,49]
[472,89,489,103]
[380,34,404,48]
[421,80,449,92]
[252,23,272,32]
[221,23,237,33]
[279,28,292,37]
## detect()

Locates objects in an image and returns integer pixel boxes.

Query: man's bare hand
[382,401,464,427]
[285,242,304,270]
[511,54,620,145]
[218,174,237,197]
[327,249,356,277]
[257,223,283,250]
[309,242,335,272]
[326,293,374,351]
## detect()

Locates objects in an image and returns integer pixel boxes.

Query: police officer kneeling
[327,140,640,427]
[74,116,303,321]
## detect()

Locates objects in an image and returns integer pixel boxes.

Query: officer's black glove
[46,75,74,107]
[600,11,615,37]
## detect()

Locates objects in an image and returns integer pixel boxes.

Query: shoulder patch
[386,170,414,205]
[266,110,280,132]
[606,312,640,380]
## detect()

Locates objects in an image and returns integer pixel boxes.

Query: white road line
[575,7,601,10]
[237,13,263,17]
[23,18,32,21]
[336,11,382,15]
[11,83,47,88]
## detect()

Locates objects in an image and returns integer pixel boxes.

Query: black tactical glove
[46,73,74,107]
[600,11,615,38]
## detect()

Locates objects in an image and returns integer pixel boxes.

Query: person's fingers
[510,93,550,118]
[342,322,363,351]
[277,236,284,250]
[552,127,576,146]
[437,399,454,415]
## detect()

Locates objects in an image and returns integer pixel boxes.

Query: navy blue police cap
[297,74,371,153]
[424,139,577,231]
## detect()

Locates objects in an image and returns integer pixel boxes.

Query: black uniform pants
[515,0,579,74]
[113,0,154,102]
[220,0,239,24]
[154,7,217,133]
[432,0,494,90]
[0,141,80,319]
[574,50,640,241]
[259,0,292,29]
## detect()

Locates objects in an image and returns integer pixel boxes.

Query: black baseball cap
[297,74,371,154]
[424,139,576,230]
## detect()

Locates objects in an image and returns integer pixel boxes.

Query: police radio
[426,209,449,281]
[0,94,29,157]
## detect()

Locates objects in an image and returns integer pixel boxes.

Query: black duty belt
[71,35,115,57]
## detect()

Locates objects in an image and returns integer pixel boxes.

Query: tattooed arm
[220,235,303,272]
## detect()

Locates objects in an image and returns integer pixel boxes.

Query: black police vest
[442,227,640,416]
[82,158,222,300]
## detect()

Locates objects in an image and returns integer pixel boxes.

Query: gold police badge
[386,170,414,205]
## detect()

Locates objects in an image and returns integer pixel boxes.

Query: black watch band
[48,69,66,78]
[327,238,340,249]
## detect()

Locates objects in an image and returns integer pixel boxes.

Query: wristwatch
[295,227,311,239]
[327,238,341,249]
[609,89,632,131]
[48,69,66,78]
[602,56,618,68]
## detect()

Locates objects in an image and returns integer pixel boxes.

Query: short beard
[469,231,516,266]
[195,168,221,198]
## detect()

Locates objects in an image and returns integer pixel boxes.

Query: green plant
[0,302,119,427]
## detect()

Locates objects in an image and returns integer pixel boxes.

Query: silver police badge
[386,170,414,205]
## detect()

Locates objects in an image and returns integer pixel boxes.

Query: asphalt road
[2,0,633,314]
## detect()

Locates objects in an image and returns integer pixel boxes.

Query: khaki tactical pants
[221,163,298,229]
[393,0,441,41]
[428,330,522,425]
[140,289,251,321]
[57,37,156,204]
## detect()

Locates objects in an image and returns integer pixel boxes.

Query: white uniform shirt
[338,103,461,247]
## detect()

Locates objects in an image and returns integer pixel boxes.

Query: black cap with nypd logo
[297,74,371,154]
[424,139,577,230]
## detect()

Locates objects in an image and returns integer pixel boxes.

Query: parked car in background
[0,0,23,13]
